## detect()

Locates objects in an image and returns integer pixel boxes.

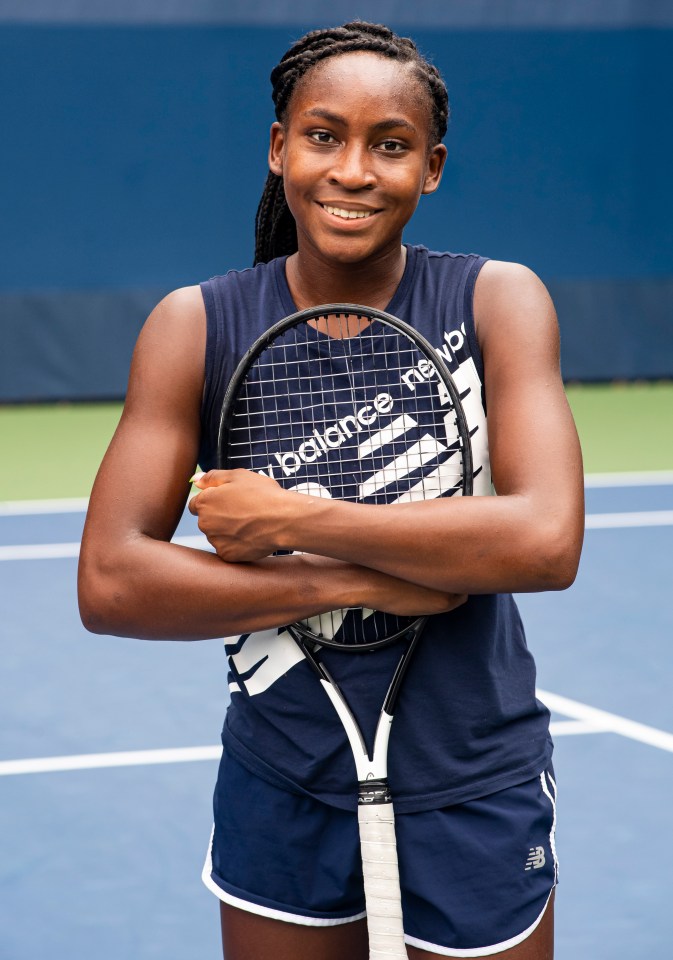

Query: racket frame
[218,302,473,496]
[289,617,426,960]
[218,302,473,654]
[217,303,474,958]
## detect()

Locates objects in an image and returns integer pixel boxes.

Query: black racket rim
[218,302,473,490]
[287,614,426,652]
[217,302,474,651]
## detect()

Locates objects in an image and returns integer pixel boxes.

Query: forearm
[78,533,459,640]
[78,539,364,640]
[275,492,583,594]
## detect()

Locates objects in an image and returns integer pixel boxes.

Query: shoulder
[471,261,561,394]
[148,260,280,344]
[474,260,554,318]
[146,284,205,331]
[473,260,557,347]
[127,285,206,405]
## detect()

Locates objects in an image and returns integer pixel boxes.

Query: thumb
[189,470,230,489]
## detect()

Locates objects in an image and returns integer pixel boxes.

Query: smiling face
[268,52,446,268]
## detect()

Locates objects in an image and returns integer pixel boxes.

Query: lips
[319,203,377,220]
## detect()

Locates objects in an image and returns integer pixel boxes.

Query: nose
[327,142,376,190]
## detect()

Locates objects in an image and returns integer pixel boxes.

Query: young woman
[79,21,583,960]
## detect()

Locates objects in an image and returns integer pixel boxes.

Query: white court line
[0,534,209,561]
[1,691,670,777]
[0,470,672,517]
[2,511,671,562]
[549,719,612,736]
[538,688,673,753]
[0,541,81,560]
[0,746,222,777]
[585,510,673,529]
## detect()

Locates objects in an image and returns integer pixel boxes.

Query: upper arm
[474,260,584,555]
[81,285,207,555]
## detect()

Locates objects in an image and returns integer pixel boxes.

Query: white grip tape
[358,801,407,958]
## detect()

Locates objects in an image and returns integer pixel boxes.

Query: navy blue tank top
[199,245,552,813]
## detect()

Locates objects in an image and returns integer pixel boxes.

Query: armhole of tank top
[463,256,488,409]
[199,279,219,421]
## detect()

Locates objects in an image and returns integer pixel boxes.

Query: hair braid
[253,20,450,265]
[254,172,297,266]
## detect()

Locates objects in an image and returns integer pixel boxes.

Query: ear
[421,143,447,196]
[268,122,285,177]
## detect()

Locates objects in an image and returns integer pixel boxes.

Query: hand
[301,554,468,618]
[188,469,298,561]
[365,571,468,618]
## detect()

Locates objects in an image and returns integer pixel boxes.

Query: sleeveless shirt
[198,244,552,814]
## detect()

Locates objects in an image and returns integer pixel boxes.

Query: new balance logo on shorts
[525,846,546,871]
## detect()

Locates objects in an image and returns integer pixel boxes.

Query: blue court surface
[1,475,672,959]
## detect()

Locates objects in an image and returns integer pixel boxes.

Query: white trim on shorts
[403,769,558,957]
[540,769,559,883]
[404,887,555,957]
[201,826,367,927]
[202,767,558,947]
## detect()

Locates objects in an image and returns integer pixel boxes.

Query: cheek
[281,156,339,226]
[382,165,429,204]
[280,178,317,231]
[281,149,319,196]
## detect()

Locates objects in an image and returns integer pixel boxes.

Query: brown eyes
[309,131,337,144]
[379,140,405,153]
[307,131,407,154]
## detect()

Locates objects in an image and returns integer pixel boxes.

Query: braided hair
[253,21,450,265]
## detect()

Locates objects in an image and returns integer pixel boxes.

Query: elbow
[528,521,583,591]
[77,553,132,636]
[78,589,113,635]
[78,577,117,636]
[540,554,579,592]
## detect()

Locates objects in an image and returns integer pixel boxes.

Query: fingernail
[190,472,205,483]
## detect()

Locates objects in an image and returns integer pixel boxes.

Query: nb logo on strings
[524,846,546,871]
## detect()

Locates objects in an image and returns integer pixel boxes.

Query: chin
[325,247,374,265]
[313,234,388,265]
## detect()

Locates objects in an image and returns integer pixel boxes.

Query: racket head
[218,303,473,651]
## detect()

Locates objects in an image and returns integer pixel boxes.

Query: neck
[285,242,407,311]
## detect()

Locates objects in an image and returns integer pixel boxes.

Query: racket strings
[331,315,362,643]
[224,313,469,646]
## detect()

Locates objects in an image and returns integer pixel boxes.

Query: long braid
[253,21,450,265]
[254,172,297,267]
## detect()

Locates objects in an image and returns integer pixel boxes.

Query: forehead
[287,51,430,129]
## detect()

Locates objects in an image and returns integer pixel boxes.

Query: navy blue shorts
[203,746,558,956]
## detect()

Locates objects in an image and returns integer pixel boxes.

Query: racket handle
[358,799,407,959]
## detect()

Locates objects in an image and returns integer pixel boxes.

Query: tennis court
[1,386,671,959]
[2,6,672,956]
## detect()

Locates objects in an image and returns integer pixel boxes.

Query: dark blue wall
[1,24,672,399]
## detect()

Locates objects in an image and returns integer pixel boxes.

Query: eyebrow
[302,108,418,133]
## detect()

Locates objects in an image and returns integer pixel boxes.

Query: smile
[320,204,375,220]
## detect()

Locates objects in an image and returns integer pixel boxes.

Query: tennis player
[79,21,584,959]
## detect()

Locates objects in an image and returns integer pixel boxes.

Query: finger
[189,469,232,489]
[450,594,469,609]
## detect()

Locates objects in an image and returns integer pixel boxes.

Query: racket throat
[358,778,392,805]
[318,678,393,781]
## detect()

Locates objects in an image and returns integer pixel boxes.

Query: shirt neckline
[273,244,420,318]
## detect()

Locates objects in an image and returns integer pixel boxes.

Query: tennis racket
[218,304,473,959]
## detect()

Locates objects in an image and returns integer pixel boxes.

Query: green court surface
[1,382,672,501]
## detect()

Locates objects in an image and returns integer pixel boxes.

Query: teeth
[323,205,373,220]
